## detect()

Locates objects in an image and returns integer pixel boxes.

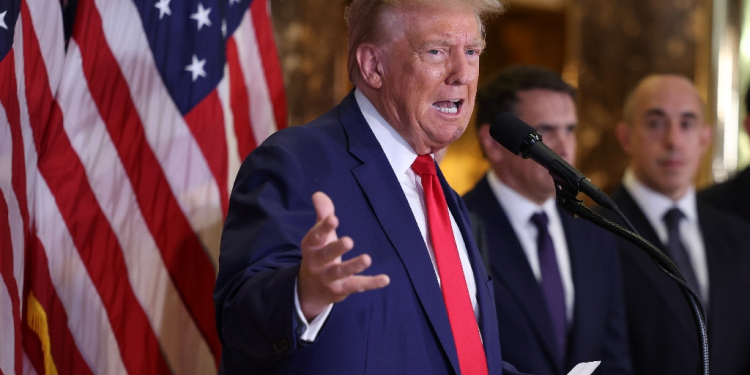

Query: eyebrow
[643,109,667,117]
[644,108,698,119]
[467,39,486,49]
[414,38,486,50]
[536,123,578,132]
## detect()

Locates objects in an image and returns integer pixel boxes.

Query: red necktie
[411,155,489,375]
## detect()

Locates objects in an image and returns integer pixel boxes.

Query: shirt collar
[354,89,420,173]
[487,170,557,226]
[622,168,698,224]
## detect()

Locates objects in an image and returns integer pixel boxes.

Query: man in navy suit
[212,0,523,374]
[602,74,750,374]
[699,83,750,223]
[463,65,633,375]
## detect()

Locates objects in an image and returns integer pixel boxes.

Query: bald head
[615,74,712,200]
[622,74,705,125]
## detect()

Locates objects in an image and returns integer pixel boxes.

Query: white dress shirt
[294,89,478,341]
[486,170,575,321]
[622,169,709,302]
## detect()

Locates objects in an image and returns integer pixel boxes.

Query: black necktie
[663,207,700,296]
[530,212,567,358]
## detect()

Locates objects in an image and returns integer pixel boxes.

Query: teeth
[433,101,459,114]
[436,106,457,114]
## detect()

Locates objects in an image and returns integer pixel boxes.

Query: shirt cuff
[294,278,333,342]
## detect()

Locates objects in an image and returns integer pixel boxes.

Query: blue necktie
[530,212,567,358]
[663,208,700,297]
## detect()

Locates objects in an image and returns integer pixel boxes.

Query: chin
[429,126,464,144]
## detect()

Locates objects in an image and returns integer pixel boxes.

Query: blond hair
[344,0,505,84]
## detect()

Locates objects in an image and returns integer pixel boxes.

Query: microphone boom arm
[554,184,709,375]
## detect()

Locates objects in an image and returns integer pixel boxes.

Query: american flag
[0,0,286,372]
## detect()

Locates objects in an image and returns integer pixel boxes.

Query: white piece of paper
[567,361,601,375]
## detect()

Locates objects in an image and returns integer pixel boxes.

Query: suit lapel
[340,95,461,374]
[471,178,562,369]
[612,187,696,338]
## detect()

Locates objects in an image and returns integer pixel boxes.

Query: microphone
[490,112,617,211]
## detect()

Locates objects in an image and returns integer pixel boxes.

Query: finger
[322,250,368,282]
[312,191,335,222]
[317,236,354,265]
[340,274,390,296]
[301,213,339,251]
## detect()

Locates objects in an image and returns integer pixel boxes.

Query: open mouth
[432,99,463,114]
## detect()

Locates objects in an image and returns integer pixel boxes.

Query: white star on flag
[154,0,171,20]
[229,0,241,5]
[190,3,212,30]
[185,54,207,81]
[0,11,7,30]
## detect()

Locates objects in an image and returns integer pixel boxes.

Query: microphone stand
[554,182,709,375]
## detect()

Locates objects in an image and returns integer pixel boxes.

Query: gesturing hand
[297,192,390,321]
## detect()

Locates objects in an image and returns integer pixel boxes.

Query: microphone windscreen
[489,112,536,155]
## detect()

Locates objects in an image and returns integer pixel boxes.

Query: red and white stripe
[1,0,287,373]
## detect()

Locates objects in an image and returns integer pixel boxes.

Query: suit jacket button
[273,339,288,354]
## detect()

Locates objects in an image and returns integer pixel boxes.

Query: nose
[550,131,577,165]
[446,52,477,86]
[664,121,682,149]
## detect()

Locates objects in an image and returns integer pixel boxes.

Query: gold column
[271,0,351,127]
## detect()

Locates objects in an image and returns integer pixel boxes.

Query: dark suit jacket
[599,186,750,375]
[214,92,521,375]
[699,167,750,224]
[464,176,632,375]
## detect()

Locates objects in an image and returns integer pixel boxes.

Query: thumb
[303,192,339,247]
[312,191,335,222]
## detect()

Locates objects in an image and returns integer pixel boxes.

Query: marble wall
[271,0,351,127]
[573,0,713,194]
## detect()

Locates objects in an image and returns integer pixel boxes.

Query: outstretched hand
[297,192,390,321]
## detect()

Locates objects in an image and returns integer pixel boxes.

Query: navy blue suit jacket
[464,177,632,375]
[699,167,750,224]
[599,187,750,375]
[214,92,521,374]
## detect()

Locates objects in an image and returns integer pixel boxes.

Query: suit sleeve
[213,139,317,363]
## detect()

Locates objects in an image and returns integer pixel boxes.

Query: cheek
[635,140,663,159]
[522,161,549,183]
[534,166,553,184]
[686,150,703,168]
[415,67,448,90]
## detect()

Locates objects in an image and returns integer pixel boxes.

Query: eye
[646,118,666,129]
[466,48,482,56]
[427,50,440,55]
[681,119,697,130]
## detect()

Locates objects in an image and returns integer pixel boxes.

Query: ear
[356,44,384,89]
[698,123,713,153]
[478,123,505,164]
[615,121,632,155]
